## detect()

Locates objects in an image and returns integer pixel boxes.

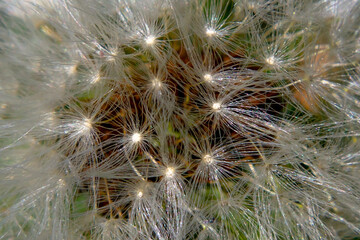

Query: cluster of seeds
[1,0,360,239]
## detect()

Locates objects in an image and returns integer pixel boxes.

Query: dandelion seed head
[131,132,142,143]
[2,1,359,239]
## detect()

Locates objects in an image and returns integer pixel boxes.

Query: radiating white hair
[1,0,360,239]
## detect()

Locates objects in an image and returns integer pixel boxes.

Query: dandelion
[1,0,360,239]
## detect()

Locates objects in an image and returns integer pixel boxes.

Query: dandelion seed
[38,22,62,42]
[131,132,142,143]
[106,56,115,62]
[152,78,162,88]
[212,102,222,111]
[247,2,256,10]
[67,64,78,76]
[57,179,66,187]
[165,167,175,178]
[203,73,213,82]
[83,118,92,129]
[91,72,101,84]
[266,55,276,65]
[203,154,214,164]
[137,191,143,198]
[106,51,118,62]
[320,80,337,88]
[145,35,156,46]
[74,117,93,134]
[206,27,217,37]
[0,104,7,119]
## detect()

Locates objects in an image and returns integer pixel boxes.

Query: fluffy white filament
[0,0,360,240]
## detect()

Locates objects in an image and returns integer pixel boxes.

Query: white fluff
[1,0,360,239]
